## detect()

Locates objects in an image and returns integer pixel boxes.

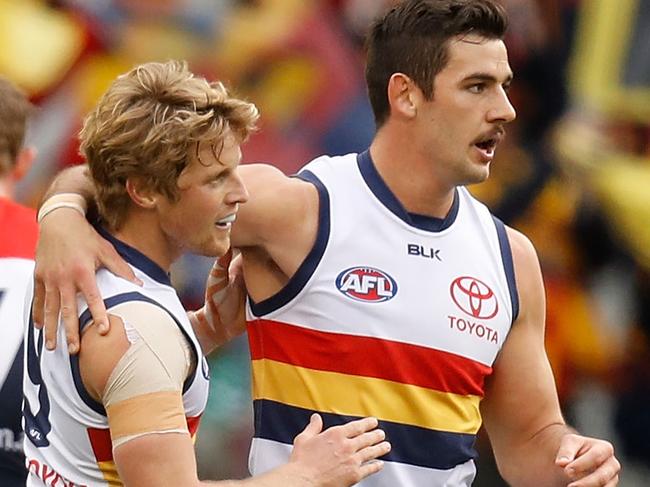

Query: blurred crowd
[2,0,649,485]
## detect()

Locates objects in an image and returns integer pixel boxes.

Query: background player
[0,76,37,487]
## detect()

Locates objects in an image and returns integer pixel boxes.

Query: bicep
[114,431,199,487]
[80,302,194,447]
[480,229,563,458]
[231,163,318,250]
[101,303,194,447]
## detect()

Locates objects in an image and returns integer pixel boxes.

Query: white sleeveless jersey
[23,230,210,487]
[246,151,519,486]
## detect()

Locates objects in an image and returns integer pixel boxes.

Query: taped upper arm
[102,300,193,403]
[80,300,195,450]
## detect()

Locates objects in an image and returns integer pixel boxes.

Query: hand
[288,414,390,486]
[33,208,140,353]
[190,250,247,353]
[555,433,620,487]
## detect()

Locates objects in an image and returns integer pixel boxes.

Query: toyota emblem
[450,276,498,320]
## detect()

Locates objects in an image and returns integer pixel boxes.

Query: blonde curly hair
[80,60,259,230]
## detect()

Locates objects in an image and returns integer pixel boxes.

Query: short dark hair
[0,77,34,174]
[365,0,508,127]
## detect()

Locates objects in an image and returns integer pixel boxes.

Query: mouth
[472,130,504,162]
[215,213,237,230]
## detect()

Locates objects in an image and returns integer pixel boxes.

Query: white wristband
[37,193,88,223]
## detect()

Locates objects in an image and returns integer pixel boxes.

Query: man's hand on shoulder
[33,165,140,353]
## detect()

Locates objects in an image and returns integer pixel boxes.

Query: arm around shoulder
[39,163,95,207]
[233,164,319,252]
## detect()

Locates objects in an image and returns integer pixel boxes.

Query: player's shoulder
[240,161,322,182]
[504,225,543,303]
[94,266,143,295]
[238,162,319,214]
[240,153,355,184]
[504,226,538,263]
[297,152,358,180]
[77,267,169,323]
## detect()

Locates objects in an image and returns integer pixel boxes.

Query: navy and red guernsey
[0,196,38,486]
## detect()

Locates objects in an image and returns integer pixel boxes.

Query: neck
[0,178,14,199]
[113,209,178,273]
[369,129,456,218]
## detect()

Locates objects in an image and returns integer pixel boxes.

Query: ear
[126,177,158,209]
[387,73,420,120]
[12,147,36,181]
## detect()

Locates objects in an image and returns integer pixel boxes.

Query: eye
[468,83,486,94]
[207,172,227,187]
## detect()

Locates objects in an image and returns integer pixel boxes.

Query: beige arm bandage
[101,301,196,450]
[37,193,88,222]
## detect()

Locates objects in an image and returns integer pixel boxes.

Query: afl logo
[336,266,398,303]
[450,276,498,319]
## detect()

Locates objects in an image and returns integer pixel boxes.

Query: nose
[487,89,516,124]
[227,170,249,205]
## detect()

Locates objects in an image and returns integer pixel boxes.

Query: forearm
[187,308,224,355]
[40,164,95,207]
[497,422,573,487]
[200,463,313,487]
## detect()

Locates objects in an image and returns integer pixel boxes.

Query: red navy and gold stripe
[248,319,492,469]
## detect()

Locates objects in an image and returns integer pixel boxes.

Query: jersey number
[23,306,52,447]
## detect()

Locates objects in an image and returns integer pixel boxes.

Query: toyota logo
[450,276,498,319]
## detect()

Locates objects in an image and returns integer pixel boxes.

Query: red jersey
[0,197,38,259]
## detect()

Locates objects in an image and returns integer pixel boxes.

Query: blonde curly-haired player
[22,61,389,487]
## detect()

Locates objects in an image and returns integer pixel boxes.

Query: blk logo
[407,244,442,261]
[336,266,398,303]
[450,276,498,319]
